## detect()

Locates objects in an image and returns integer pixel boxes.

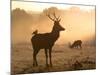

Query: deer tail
[32,30,38,35]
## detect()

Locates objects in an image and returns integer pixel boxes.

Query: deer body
[31,32,59,49]
[31,13,65,66]
[69,40,82,49]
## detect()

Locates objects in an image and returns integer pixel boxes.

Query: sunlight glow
[12,1,95,12]
[11,0,95,44]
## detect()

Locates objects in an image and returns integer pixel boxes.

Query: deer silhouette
[31,13,65,67]
[69,40,82,49]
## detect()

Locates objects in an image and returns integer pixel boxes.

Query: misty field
[11,43,96,75]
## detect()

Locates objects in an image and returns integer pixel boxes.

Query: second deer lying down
[31,13,65,67]
[69,40,82,49]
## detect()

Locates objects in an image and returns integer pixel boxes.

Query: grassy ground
[11,44,96,75]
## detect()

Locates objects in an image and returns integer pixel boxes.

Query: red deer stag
[31,13,65,67]
[69,40,82,49]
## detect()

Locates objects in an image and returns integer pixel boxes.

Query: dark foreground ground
[11,44,96,75]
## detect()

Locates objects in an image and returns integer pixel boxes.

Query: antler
[53,13,61,21]
[53,13,57,20]
[46,13,55,21]
[46,12,61,22]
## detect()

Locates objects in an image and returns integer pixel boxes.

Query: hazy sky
[12,1,95,12]
[12,0,96,5]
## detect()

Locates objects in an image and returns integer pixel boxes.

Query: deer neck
[51,29,60,42]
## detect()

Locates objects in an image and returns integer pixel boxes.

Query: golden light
[12,1,95,44]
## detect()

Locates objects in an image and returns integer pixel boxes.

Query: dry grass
[11,44,96,75]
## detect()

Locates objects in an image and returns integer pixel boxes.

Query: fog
[11,6,95,45]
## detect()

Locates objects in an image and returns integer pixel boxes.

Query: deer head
[47,13,65,32]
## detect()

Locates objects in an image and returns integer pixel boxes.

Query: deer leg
[33,50,36,66]
[32,48,35,66]
[45,49,48,67]
[49,48,52,67]
[33,49,39,66]
[80,45,82,49]
[76,45,78,48]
